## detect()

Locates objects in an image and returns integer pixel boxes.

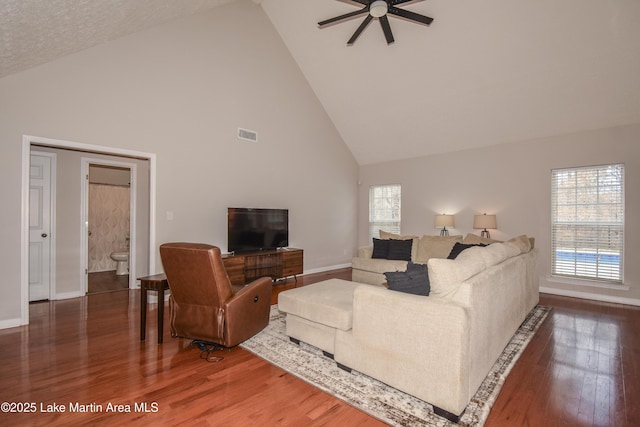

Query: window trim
[368,184,401,242]
[550,163,624,284]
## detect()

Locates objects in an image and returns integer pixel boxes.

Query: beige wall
[359,123,640,305]
[0,1,358,326]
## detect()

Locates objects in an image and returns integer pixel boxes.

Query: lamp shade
[434,214,455,228]
[473,214,497,230]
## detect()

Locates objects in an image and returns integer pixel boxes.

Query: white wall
[359,123,640,305]
[0,0,358,327]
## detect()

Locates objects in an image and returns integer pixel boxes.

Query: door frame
[82,158,138,292]
[29,151,57,301]
[20,135,157,325]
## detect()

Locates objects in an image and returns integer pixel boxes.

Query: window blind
[551,164,624,282]
[369,184,401,241]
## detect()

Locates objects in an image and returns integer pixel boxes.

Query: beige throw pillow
[379,230,417,240]
[414,235,463,264]
[479,242,521,267]
[428,246,486,296]
[506,235,533,253]
[462,233,500,245]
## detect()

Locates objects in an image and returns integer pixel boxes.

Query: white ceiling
[2,0,640,165]
[0,0,234,78]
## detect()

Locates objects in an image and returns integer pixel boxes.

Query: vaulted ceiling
[2,0,639,165]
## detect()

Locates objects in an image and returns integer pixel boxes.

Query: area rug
[240,304,550,426]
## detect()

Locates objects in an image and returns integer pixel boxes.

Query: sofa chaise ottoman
[277,278,361,356]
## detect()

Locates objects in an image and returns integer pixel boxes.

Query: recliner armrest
[223,277,273,346]
[229,277,273,306]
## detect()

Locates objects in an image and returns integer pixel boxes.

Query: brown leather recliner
[159,243,273,347]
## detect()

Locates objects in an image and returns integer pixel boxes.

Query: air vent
[238,128,258,142]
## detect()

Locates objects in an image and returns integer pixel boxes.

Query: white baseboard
[52,291,85,300]
[0,317,24,330]
[540,286,640,307]
[302,263,352,276]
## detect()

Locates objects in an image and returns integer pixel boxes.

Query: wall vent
[238,128,258,142]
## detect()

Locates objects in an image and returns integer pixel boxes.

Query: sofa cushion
[506,235,533,253]
[278,279,360,331]
[447,242,488,259]
[462,233,500,245]
[384,262,430,296]
[479,242,520,267]
[427,247,486,296]
[371,238,391,259]
[358,245,374,258]
[414,235,463,264]
[352,256,409,275]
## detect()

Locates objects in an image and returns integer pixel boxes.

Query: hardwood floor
[1,268,638,426]
[87,271,129,294]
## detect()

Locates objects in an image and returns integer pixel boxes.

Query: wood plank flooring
[1,268,638,426]
[87,271,129,294]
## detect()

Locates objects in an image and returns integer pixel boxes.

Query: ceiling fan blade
[388,6,434,25]
[379,15,395,45]
[347,15,374,45]
[389,0,425,5]
[318,7,369,27]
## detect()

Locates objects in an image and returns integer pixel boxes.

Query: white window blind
[369,184,401,241]
[551,164,624,283]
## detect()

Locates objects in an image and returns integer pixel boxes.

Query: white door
[29,153,53,301]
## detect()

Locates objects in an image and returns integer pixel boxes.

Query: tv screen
[228,208,289,253]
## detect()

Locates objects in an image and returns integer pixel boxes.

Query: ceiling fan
[318,0,434,46]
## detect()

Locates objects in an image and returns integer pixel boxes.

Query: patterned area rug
[240,304,550,426]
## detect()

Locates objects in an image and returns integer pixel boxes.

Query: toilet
[110,251,129,275]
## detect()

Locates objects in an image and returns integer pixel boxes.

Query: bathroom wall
[88,165,131,272]
[88,183,130,272]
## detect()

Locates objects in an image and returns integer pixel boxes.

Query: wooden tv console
[222,248,303,286]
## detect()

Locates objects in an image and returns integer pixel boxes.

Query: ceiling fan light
[369,1,388,18]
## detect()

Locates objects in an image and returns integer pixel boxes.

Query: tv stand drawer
[222,248,303,286]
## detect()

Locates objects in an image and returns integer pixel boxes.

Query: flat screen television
[227,207,289,253]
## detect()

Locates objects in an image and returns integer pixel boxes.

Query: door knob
[41,233,48,238]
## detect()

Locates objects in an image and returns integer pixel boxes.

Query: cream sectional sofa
[352,232,496,286]
[279,236,538,422]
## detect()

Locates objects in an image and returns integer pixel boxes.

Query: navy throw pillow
[371,238,391,259]
[387,239,413,261]
[447,242,488,259]
[385,262,430,296]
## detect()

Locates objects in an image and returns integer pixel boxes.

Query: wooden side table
[138,274,170,344]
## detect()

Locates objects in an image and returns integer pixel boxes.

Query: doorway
[80,156,140,294]
[86,163,132,294]
[20,135,157,326]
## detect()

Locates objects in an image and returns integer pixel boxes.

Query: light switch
[166,211,174,221]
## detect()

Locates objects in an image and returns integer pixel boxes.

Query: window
[551,164,624,283]
[369,184,401,241]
